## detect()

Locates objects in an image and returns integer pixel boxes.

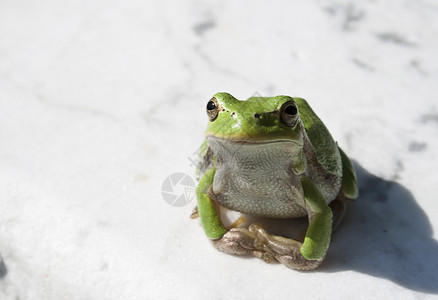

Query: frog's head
[205,92,304,145]
[205,92,307,176]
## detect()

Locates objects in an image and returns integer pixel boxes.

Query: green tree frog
[195,92,358,270]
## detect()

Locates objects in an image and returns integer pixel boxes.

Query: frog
[194,92,358,270]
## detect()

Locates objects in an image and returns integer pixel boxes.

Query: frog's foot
[190,206,199,219]
[212,227,257,256]
[212,223,322,271]
[249,223,323,271]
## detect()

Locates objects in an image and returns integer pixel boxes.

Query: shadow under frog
[228,162,438,293]
[319,162,438,294]
[0,254,7,279]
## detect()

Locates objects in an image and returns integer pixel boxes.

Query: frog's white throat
[206,135,307,218]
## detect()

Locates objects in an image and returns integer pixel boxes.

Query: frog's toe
[190,206,199,219]
[253,250,277,264]
[276,254,322,271]
[212,228,256,255]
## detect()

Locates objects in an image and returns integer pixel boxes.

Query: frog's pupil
[207,101,216,110]
[285,105,297,115]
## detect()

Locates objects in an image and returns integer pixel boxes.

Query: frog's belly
[212,168,307,218]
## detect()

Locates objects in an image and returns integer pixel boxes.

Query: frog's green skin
[195,92,358,270]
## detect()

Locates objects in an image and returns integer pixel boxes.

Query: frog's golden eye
[280,101,299,127]
[206,97,219,122]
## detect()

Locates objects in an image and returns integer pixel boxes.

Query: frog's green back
[294,98,342,177]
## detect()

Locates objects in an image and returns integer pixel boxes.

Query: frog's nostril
[254,113,261,119]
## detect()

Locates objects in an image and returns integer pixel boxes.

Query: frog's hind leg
[330,147,359,231]
[329,192,349,231]
[338,147,359,200]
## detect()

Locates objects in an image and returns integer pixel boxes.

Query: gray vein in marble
[408,141,427,152]
[1,74,118,121]
[193,20,216,36]
[323,3,365,31]
[342,3,365,31]
[376,32,417,47]
[187,5,257,85]
[140,90,188,126]
[352,57,375,71]
[420,113,438,123]
[409,60,429,76]
[140,106,167,126]
[36,93,118,120]
[193,44,257,85]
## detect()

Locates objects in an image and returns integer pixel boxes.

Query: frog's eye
[280,101,299,126]
[206,97,219,122]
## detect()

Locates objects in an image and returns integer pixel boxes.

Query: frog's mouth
[206,135,303,147]
[206,135,303,165]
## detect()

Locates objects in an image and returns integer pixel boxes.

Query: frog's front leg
[197,168,258,256]
[196,168,228,240]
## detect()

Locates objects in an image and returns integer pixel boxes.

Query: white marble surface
[1,0,438,299]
